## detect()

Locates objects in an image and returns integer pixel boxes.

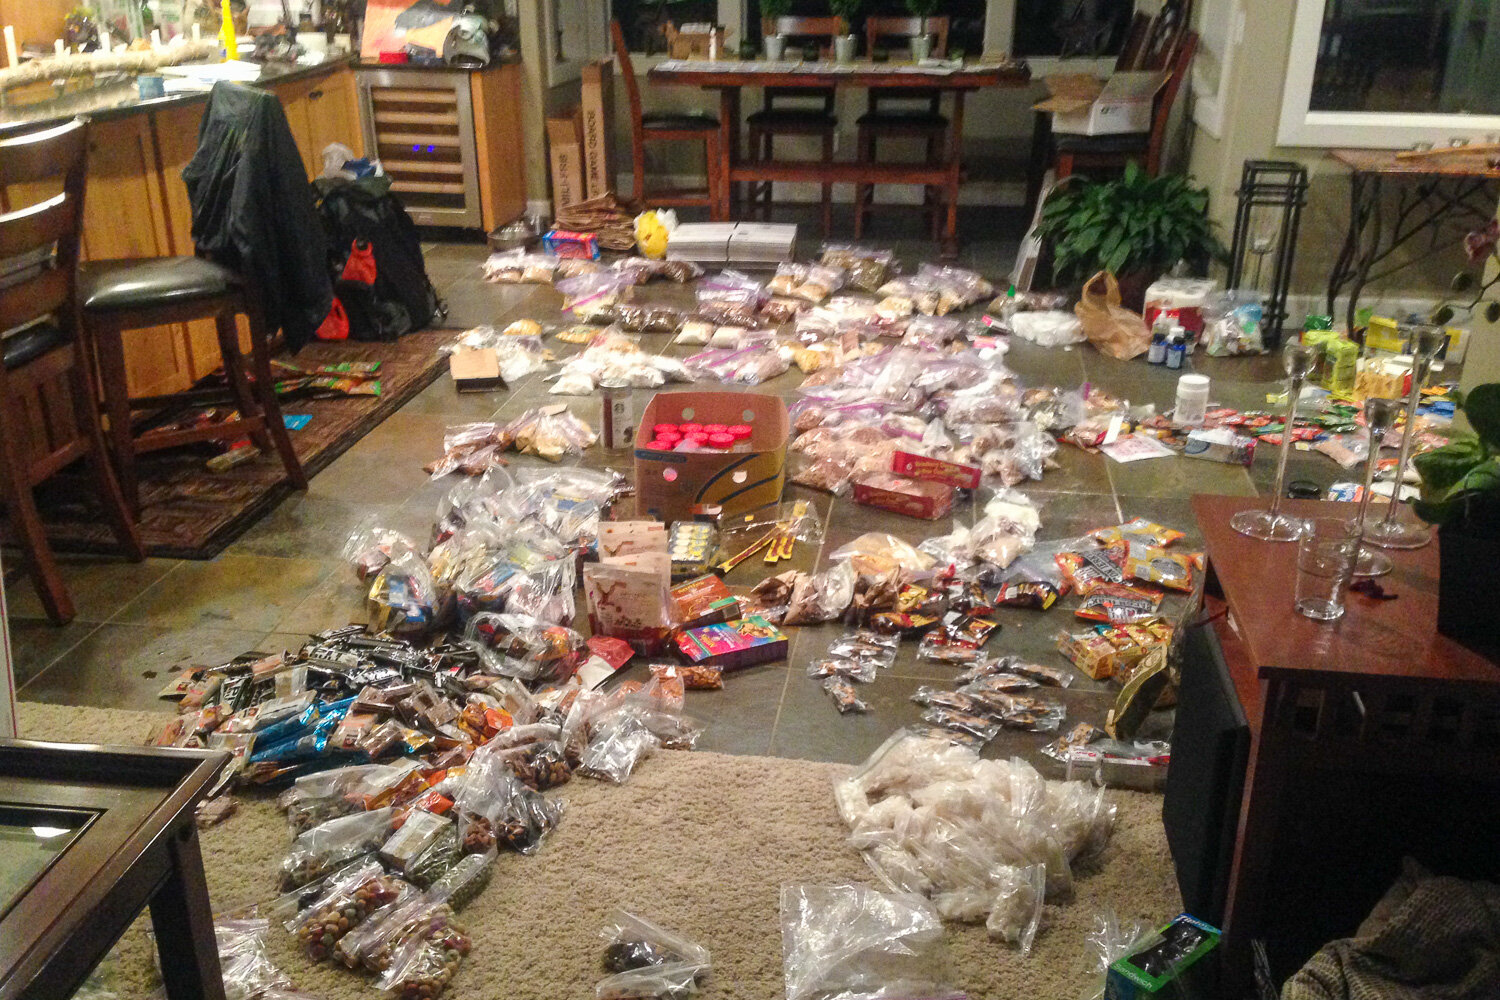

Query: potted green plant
[1412,382,1500,661]
[1033,163,1224,311]
[762,0,792,60]
[906,0,939,60]
[829,0,861,62]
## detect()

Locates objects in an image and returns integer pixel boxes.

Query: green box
[1104,914,1221,1000]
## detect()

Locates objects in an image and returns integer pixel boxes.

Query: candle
[100,28,111,52]
[3,26,17,68]
[192,24,201,42]
[151,29,162,49]
[54,39,65,57]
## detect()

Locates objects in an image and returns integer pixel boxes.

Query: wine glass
[1363,326,1447,549]
[1350,397,1401,577]
[1248,212,1279,291]
[1232,340,1323,541]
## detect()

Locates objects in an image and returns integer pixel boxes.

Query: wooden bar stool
[0,119,144,624]
[79,258,308,513]
[612,19,724,217]
[854,16,951,240]
[748,16,841,235]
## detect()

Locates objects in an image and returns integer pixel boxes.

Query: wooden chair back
[1115,11,1151,70]
[763,16,842,40]
[865,15,950,57]
[0,119,88,338]
[1136,0,1191,71]
[610,20,645,145]
[1146,29,1197,172]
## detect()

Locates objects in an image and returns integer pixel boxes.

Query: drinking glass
[1295,517,1361,621]
[1364,326,1446,550]
[1350,397,1401,577]
[1232,340,1322,541]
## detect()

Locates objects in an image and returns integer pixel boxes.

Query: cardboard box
[670,574,741,628]
[891,451,981,490]
[448,348,501,392]
[1036,71,1167,136]
[852,475,955,520]
[579,58,616,200]
[675,615,788,670]
[635,391,789,524]
[1105,914,1220,1000]
[546,110,585,211]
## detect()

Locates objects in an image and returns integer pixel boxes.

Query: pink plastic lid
[703,423,729,434]
[679,422,703,433]
[707,432,735,448]
[643,438,673,450]
[656,429,682,441]
[685,431,710,444]
[653,423,679,435]
[728,424,753,439]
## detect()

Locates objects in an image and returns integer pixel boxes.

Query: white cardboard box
[1041,71,1168,136]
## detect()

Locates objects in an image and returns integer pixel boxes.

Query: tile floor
[7,206,1337,772]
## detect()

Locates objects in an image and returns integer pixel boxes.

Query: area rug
[27,331,457,559]
[17,702,1181,1000]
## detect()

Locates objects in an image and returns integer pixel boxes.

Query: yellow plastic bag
[1075,271,1151,360]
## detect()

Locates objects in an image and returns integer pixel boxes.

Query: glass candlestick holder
[1364,326,1446,550]
[1232,340,1322,542]
[1351,396,1401,577]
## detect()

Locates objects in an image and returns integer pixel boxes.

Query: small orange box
[852,475,955,520]
[891,451,981,490]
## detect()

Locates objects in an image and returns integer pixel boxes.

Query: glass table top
[0,805,97,917]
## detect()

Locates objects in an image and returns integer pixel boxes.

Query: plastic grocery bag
[1075,271,1150,360]
[780,884,955,1000]
[596,909,712,999]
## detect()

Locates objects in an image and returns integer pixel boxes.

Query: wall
[0,0,70,53]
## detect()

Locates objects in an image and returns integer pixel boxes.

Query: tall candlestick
[3,26,17,69]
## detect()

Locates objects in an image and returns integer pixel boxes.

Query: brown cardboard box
[546,109,585,210]
[579,58,616,200]
[448,348,502,392]
[635,392,789,524]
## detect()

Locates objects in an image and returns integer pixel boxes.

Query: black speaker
[1162,622,1250,926]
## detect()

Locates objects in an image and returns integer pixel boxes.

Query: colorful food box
[675,615,788,670]
[890,451,982,490]
[852,474,955,520]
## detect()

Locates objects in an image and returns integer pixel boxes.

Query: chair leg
[703,128,724,220]
[631,128,646,205]
[758,131,773,218]
[820,132,833,237]
[92,320,141,516]
[0,373,74,624]
[66,344,143,562]
[854,129,873,240]
[926,132,942,242]
[243,300,308,491]
[214,312,273,455]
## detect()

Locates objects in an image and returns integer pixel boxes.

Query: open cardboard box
[1034,70,1167,136]
[635,391,789,524]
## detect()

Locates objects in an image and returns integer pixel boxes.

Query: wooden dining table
[647,58,1032,257]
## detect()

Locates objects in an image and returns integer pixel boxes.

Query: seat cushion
[642,113,720,131]
[1054,131,1149,155]
[3,321,67,370]
[747,109,836,128]
[856,111,949,128]
[79,256,241,313]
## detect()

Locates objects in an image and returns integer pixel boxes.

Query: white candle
[3,26,17,69]
[100,28,111,52]
[192,23,201,42]
[151,29,162,49]
[54,38,65,57]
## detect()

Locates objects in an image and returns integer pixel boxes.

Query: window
[616,0,720,52]
[1279,0,1500,146]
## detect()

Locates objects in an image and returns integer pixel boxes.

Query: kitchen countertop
[0,54,355,137]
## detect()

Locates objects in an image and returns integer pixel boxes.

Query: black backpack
[314,177,446,341]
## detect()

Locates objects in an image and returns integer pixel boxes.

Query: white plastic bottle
[1175,373,1210,428]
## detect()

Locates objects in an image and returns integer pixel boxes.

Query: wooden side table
[1182,494,1500,989]
[0,741,230,1000]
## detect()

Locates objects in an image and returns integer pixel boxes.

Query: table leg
[940,90,966,260]
[149,823,227,1000]
[1342,173,1382,335]
[717,87,740,221]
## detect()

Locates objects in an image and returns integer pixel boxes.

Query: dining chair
[79,83,311,514]
[1051,31,1198,180]
[0,119,144,624]
[611,19,724,217]
[853,15,951,239]
[747,15,842,235]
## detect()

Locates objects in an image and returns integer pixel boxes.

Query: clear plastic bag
[1009,310,1085,346]
[821,245,895,293]
[597,909,712,1000]
[457,771,564,855]
[373,905,473,1000]
[342,519,420,582]
[367,549,444,636]
[779,884,953,1000]
[824,676,872,714]
[465,613,585,683]
[215,917,294,1000]
[503,406,597,461]
[482,250,557,284]
[288,861,407,961]
[280,807,395,890]
[985,863,1046,954]
[577,709,660,783]
[783,560,857,625]
[808,658,878,684]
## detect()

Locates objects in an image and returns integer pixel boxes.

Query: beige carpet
[17,702,1181,1000]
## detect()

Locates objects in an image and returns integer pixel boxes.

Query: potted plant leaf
[829,0,862,62]
[1412,382,1500,661]
[1033,163,1224,311]
[905,0,939,60]
[762,0,792,60]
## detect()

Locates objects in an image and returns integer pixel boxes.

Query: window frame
[1277,0,1500,148]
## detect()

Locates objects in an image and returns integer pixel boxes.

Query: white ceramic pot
[764,34,786,61]
[834,34,858,63]
[909,33,933,61]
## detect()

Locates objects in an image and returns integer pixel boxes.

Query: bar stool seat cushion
[2,322,67,370]
[747,108,836,128]
[856,110,949,128]
[642,112,719,132]
[80,256,242,313]
[1054,131,1148,155]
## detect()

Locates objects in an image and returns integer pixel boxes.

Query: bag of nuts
[374,906,473,1000]
[287,861,408,962]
